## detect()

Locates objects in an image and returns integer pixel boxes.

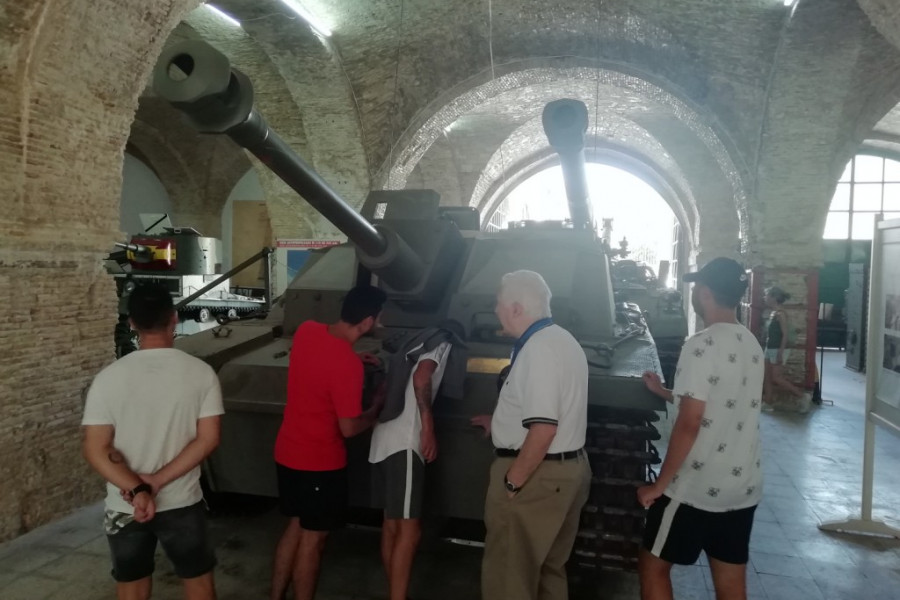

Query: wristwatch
[504,473,522,494]
[130,482,152,497]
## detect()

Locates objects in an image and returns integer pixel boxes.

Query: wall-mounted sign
[273,239,344,296]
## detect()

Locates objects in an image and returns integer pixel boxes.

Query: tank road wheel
[195,307,212,323]
[226,308,238,319]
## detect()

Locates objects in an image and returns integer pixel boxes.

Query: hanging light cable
[489,0,511,214]
[592,0,603,161]
[386,0,406,189]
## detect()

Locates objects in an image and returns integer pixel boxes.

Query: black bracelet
[130,482,152,497]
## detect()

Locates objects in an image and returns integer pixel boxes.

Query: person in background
[270,285,387,600]
[82,282,223,600]
[762,286,805,410]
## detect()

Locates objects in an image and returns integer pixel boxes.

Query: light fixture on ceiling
[205,4,241,27]
[279,0,332,37]
[783,0,796,6]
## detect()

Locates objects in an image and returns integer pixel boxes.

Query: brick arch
[382,60,748,247]
[857,0,900,52]
[0,0,202,541]
[128,99,252,238]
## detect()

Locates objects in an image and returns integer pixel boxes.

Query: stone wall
[0,0,198,542]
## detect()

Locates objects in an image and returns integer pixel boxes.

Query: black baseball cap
[682,257,748,302]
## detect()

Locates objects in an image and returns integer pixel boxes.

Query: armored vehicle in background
[156,41,684,573]
[107,227,266,323]
[610,258,687,387]
[106,226,267,355]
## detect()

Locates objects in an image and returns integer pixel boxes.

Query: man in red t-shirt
[271,285,387,600]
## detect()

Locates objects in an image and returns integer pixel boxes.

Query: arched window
[825,155,900,239]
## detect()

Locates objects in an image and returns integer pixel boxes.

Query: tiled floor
[1,350,899,599]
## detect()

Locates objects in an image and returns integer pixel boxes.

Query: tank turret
[539,98,688,385]
[154,41,464,306]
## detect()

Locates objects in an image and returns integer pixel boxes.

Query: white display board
[820,217,900,538]
[875,225,900,418]
[273,239,343,296]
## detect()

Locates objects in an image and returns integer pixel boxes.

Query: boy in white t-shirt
[368,331,454,600]
[82,283,223,600]
[638,257,765,600]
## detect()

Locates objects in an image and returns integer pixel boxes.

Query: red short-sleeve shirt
[274,321,363,471]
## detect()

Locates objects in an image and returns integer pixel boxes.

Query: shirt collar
[510,317,553,365]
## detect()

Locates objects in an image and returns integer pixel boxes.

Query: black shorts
[643,495,757,565]
[372,449,425,520]
[106,501,216,582]
[276,463,347,531]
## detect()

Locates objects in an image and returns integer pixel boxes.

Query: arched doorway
[486,163,681,286]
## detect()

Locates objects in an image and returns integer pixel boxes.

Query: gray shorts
[373,449,425,520]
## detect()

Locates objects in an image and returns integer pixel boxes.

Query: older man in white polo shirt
[472,269,591,600]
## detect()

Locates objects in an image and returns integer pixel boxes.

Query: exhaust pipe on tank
[542,99,595,233]
[151,41,425,291]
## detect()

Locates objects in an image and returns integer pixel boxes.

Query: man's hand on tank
[358,352,381,366]
[470,414,492,438]
[369,384,387,416]
[642,371,664,394]
[636,483,663,508]
[421,428,438,462]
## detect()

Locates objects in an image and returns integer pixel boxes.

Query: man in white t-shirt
[82,283,223,600]
[368,329,453,600]
[471,270,591,600]
[638,257,764,600]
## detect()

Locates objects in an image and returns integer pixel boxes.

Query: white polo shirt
[491,324,588,453]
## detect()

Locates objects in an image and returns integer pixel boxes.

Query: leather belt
[495,448,584,461]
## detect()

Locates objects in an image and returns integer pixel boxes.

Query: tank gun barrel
[114,242,147,253]
[114,241,152,257]
[151,41,391,261]
[542,99,594,232]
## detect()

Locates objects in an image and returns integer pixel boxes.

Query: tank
[105,226,268,356]
[106,228,267,319]
[610,257,688,388]
[156,41,682,573]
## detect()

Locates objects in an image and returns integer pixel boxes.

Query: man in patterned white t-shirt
[638,257,765,600]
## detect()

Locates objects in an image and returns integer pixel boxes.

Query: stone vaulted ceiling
[140,0,900,262]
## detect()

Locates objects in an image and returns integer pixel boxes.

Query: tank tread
[587,422,661,441]
[586,447,661,464]
[574,406,662,576]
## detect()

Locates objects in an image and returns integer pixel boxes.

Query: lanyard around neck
[510,318,553,366]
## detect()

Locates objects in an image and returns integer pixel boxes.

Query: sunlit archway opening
[486,164,680,286]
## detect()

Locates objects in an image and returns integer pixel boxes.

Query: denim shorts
[106,501,216,582]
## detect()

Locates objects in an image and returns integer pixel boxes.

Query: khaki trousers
[481,453,591,600]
